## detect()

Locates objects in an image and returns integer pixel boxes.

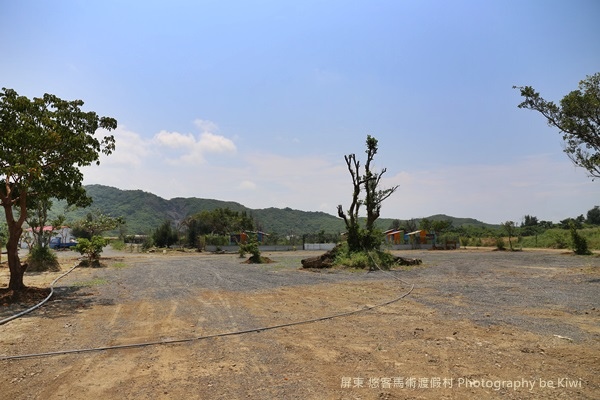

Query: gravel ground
[2,248,599,399]
[38,248,600,342]
[395,249,600,342]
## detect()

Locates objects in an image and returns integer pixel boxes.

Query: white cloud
[197,132,237,154]
[154,130,196,148]
[152,121,236,165]
[95,126,151,168]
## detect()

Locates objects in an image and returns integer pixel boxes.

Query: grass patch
[111,261,128,269]
[520,227,600,251]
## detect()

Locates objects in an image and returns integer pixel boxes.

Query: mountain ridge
[51,184,498,234]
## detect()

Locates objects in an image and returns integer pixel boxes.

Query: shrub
[495,237,506,250]
[141,236,154,251]
[460,237,470,248]
[238,235,263,263]
[570,223,592,255]
[27,246,60,272]
[110,239,126,251]
[75,236,108,265]
[204,234,229,247]
[549,231,568,249]
[333,243,395,270]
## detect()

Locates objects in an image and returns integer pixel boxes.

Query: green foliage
[303,230,341,244]
[26,245,60,272]
[189,207,255,237]
[495,237,506,250]
[141,236,154,251]
[460,236,470,248]
[515,73,600,178]
[420,218,453,235]
[0,88,117,290]
[152,220,178,248]
[520,214,540,236]
[518,227,600,250]
[587,206,600,225]
[73,210,124,239]
[238,234,263,263]
[502,221,518,250]
[75,236,108,264]
[333,242,396,270]
[337,135,398,253]
[204,234,229,246]
[110,239,126,251]
[570,222,592,255]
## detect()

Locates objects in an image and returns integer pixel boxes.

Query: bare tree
[337,136,398,252]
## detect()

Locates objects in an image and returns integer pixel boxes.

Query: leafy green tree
[0,88,116,291]
[388,219,402,231]
[25,197,53,248]
[502,221,518,251]
[560,217,583,230]
[419,218,432,233]
[515,73,600,178]
[587,206,600,225]
[75,236,109,265]
[191,208,254,236]
[73,210,124,239]
[520,214,540,237]
[153,220,178,248]
[337,135,398,252]
[569,221,591,255]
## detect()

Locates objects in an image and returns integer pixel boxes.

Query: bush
[141,236,154,251]
[110,239,126,251]
[238,235,264,263]
[333,243,395,270]
[26,246,60,272]
[495,237,506,250]
[570,223,592,255]
[75,236,108,264]
[204,234,229,247]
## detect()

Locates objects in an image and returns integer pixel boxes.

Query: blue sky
[1,0,599,224]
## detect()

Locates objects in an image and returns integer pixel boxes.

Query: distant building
[22,226,75,248]
[229,231,269,245]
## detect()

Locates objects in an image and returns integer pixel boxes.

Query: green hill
[50,185,495,235]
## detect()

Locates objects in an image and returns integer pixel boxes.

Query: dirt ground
[0,248,599,399]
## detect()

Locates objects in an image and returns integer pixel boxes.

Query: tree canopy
[514,73,600,178]
[0,88,116,290]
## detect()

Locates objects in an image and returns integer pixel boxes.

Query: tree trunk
[2,193,28,292]
[7,225,25,291]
